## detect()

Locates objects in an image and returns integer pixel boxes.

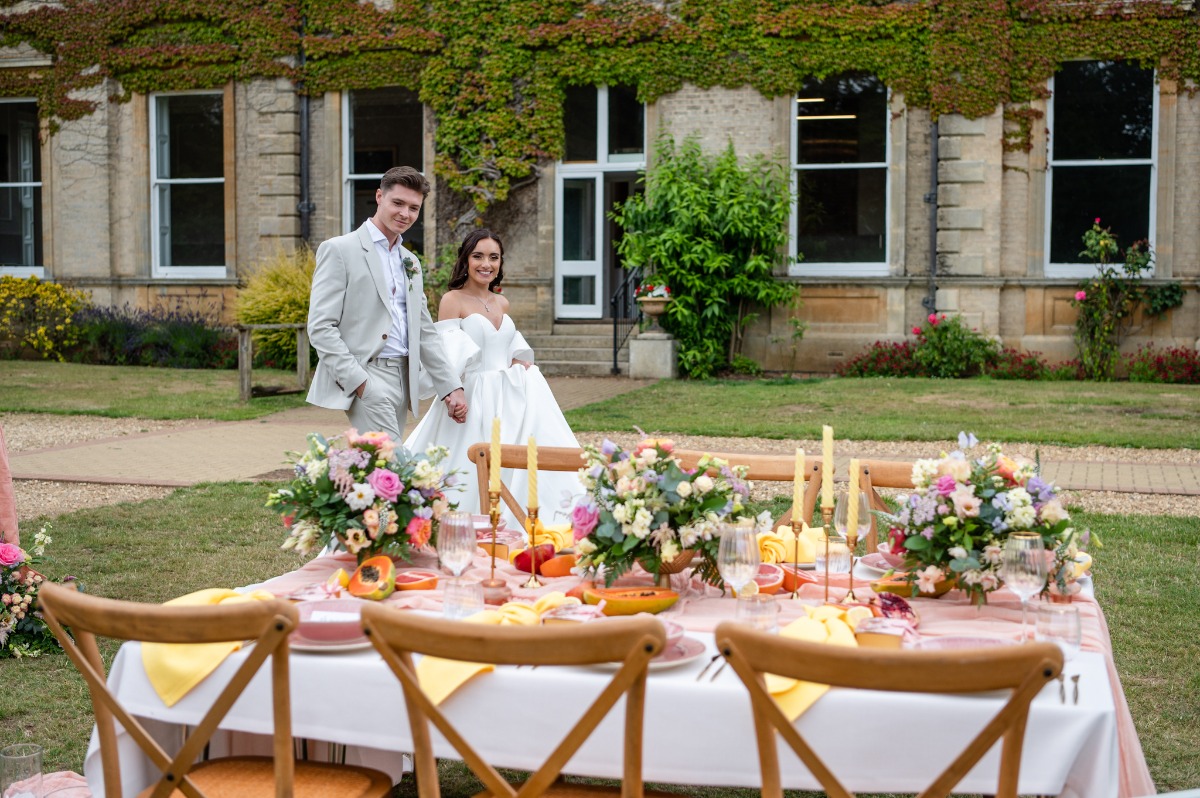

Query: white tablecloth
[85,629,1117,797]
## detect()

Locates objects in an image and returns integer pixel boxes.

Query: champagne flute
[1002,532,1047,640]
[717,523,760,597]
[438,511,476,581]
[833,490,871,544]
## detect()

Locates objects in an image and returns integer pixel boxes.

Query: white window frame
[149,90,226,279]
[0,97,44,278]
[341,90,425,236]
[1044,66,1159,279]
[788,81,892,278]
[555,86,645,318]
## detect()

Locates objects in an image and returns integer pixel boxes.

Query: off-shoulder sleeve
[418,319,482,399]
[509,330,535,364]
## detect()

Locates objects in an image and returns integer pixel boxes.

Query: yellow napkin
[415,593,581,704]
[757,531,789,563]
[776,525,821,564]
[142,588,276,707]
[529,520,573,551]
[766,606,858,721]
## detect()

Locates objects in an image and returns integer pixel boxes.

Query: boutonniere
[403,256,419,280]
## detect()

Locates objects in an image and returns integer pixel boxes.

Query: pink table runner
[258,550,1156,797]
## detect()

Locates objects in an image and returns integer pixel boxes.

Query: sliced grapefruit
[394,569,440,591]
[752,562,785,595]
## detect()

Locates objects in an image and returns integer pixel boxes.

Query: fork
[1071,673,1080,705]
[708,660,729,682]
[695,653,721,681]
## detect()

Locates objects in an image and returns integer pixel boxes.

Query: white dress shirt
[366,219,410,358]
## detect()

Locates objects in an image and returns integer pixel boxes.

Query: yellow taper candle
[527,436,538,510]
[489,417,501,492]
[792,448,805,521]
[822,425,834,509]
[847,458,861,535]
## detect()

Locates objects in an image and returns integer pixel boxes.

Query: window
[1046,61,1156,275]
[791,73,889,275]
[556,85,644,318]
[343,87,425,252]
[0,100,43,276]
[150,92,226,277]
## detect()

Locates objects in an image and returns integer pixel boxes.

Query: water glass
[814,533,851,574]
[438,511,476,578]
[736,594,780,634]
[1,743,42,798]
[443,578,485,621]
[1036,604,1082,661]
[717,523,760,596]
[1002,532,1047,640]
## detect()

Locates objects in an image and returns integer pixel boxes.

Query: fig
[512,543,556,574]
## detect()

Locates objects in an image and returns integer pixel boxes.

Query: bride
[405,229,583,528]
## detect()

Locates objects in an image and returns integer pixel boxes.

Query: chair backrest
[468,442,821,531]
[38,582,300,798]
[714,622,1062,798]
[803,458,915,552]
[360,607,665,798]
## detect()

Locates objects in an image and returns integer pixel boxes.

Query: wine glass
[438,511,476,581]
[833,491,871,542]
[717,523,760,597]
[1002,532,1047,640]
[1036,604,1082,662]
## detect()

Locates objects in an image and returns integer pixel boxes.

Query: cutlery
[695,653,721,681]
[1071,674,1080,705]
[708,660,729,682]
[1057,674,1066,704]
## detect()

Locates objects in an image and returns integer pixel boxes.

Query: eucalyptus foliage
[612,136,800,378]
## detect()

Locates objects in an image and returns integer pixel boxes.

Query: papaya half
[347,555,396,600]
[582,586,679,616]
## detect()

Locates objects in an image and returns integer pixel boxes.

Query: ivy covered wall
[3,0,1198,217]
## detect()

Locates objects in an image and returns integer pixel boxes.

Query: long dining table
[83,549,1156,798]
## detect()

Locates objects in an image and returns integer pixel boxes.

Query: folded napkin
[415,592,580,704]
[142,588,276,707]
[764,525,822,564]
[766,606,858,721]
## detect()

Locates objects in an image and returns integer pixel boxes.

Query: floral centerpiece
[571,437,762,586]
[635,281,671,300]
[1,524,68,659]
[269,430,459,565]
[882,432,1085,605]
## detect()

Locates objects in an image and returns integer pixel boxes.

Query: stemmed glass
[438,511,476,581]
[717,523,761,597]
[1002,532,1047,640]
[833,491,871,543]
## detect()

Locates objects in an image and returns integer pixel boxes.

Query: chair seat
[135,756,393,798]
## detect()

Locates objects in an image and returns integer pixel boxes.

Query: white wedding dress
[405,314,584,529]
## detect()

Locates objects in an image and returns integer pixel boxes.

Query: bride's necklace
[467,292,493,313]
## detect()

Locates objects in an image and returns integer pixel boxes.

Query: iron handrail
[610,266,643,374]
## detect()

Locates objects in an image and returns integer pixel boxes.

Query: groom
[306,166,467,440]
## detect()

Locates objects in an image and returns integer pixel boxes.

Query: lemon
[844,605,875,630]
[326,568,350,589]
[735,579,759,598]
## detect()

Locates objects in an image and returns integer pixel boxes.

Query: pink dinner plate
[913,635,1016,650]
[590,635,707,671]
[860,552,907,573]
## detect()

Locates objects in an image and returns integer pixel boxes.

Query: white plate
[858,552,907,576]
[590,635,708,672]
[290,637,373,654]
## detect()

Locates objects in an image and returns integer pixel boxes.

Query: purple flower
[921,526,935,540]
[601,440,617,456]
[1026,476,1054,503]
[407,489,425,505]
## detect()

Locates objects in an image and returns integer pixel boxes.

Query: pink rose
[0,543,26,568]
[1094,217,1101,225]
[406,517,432,547]
[1075,290,1087,301]
[928,313,937,324]
[912,326,922,335]
[935,474,957,497]
[571,502,600,541]
[368,468,403,502]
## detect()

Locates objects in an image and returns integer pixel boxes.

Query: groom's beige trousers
[346,357,412,441]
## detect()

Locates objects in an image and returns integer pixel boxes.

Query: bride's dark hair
[448,229,505,292]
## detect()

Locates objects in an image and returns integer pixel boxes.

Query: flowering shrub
[1125,344,1200,384]
[573,438,762,586]
[1,525,67,658]
[235,246,316,371]
[0,276,90,361]
[1071,219,1183,381]
[269,431,460,564]
[985,347,1051,380]
[837,340,921,378]
[69,304,235,369]
[911,313,1000,378]
[882,433,1082,605]
[635,282,671,299]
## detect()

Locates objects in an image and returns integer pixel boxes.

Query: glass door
[555,174,602,318]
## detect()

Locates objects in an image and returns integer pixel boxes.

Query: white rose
[1040,499,1069,525]
[694,475,714,494]
[675,480,693,498]
[948,546,969,560]
[576,538,597,556]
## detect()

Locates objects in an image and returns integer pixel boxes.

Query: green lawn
[3,483,1197,794]
[566,377,1200,449]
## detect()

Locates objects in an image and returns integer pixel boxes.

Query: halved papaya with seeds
[582,586,678,616]
[347,555,396,600]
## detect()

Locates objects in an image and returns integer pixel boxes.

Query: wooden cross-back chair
[714,622,1063,798]
[467,442,822,531]
[801,458,916,552]
[38,582,392,798]
[360,607,677,798]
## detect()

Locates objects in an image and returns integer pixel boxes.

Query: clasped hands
[443,388,468,424]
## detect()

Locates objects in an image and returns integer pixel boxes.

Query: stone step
[532,346,627,363]
[538,359,630,377]
[550,321,633,337]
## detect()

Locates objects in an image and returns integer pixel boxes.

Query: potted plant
[634,281,672,333]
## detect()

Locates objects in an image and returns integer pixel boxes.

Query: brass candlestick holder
[481,489,511,605]
[845,527,859,603]
[821,505,834,604]
[522,507,544,589]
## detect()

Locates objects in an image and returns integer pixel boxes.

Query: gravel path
[4,412,1197,522]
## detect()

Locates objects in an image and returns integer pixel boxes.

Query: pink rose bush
[0,543,25,568]
[270,429,460,564]
[882,432,1089,605]
[2,524,64,658]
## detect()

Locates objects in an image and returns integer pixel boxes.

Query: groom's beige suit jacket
[306,221,460,415]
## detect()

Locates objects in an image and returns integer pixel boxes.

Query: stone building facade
[3,48,1197,373]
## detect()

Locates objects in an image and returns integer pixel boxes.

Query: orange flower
[406,517,433,547]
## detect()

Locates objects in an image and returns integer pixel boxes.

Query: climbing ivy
[2,0,1199,213]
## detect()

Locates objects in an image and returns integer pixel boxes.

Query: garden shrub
[837,340,921,377]
[69,305,234,369]
[729,354,763,377]
[911,313,1000,378]
[0,276,90,361]
[234,246,316,370]
[611,135,800,379]
[984,347,1050,380]
[1125,344,1200,384]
